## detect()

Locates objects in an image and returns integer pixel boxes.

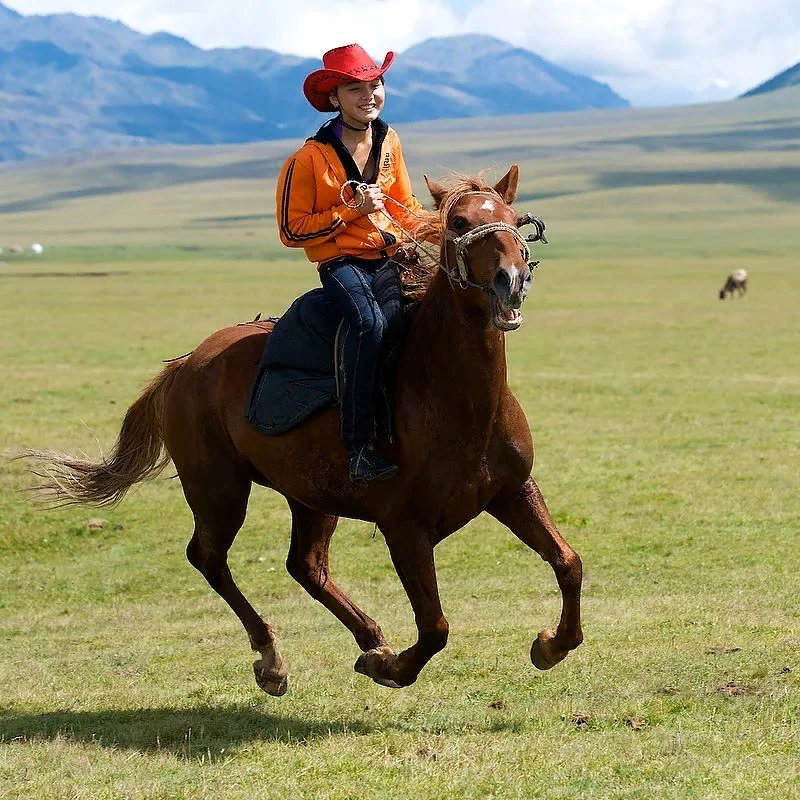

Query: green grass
[1,93,799,798]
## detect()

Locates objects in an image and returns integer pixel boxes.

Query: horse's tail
[23,357,187,508]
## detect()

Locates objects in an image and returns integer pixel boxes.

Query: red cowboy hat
[303,43,395,112]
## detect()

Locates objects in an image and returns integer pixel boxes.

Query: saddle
[246,288,400,437]
[246,289,341,434]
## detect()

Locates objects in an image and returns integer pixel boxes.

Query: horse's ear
[494,165,520,204]
[424,175,448,209]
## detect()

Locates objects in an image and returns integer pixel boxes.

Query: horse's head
[424,166,542,331]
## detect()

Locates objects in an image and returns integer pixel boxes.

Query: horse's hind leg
[487,477,583,671]
[285,499,387,654]
[182,469,288,696]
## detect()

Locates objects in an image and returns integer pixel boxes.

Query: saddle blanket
[246,289,343,435]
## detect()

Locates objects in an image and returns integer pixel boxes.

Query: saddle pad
[246,289,342,435]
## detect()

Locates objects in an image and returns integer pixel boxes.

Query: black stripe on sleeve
[280,158,344,243]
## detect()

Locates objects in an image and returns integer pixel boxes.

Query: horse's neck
[402,272,508,420]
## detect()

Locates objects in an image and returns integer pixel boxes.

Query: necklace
[338,114,370,132]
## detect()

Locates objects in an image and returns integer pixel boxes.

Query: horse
[719,268,747,299]
[25,165,583,695]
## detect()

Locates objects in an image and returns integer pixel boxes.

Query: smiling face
[330,79,385,128]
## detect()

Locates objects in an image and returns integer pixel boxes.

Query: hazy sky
[9,0,800,106]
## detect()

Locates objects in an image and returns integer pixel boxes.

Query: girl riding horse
[25,167,583,695]
[276,43,426,482]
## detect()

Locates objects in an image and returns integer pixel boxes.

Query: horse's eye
[451,216,468,231]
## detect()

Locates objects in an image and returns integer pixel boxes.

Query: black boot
[349,442,398,482]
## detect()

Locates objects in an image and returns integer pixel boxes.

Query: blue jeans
[320,257,404,454]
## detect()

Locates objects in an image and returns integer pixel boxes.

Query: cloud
[458,0,800,101]
[15,0,461,57]
[12,0,800,105]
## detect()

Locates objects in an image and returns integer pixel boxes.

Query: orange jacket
[276,118,423,266]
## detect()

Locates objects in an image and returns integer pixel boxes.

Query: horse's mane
[397,174,495,300]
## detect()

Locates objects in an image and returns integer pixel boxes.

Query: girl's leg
[371,260,407,442]
[320,260,396,479]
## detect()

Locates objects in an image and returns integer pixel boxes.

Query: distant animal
[24,166,583,696]
[9,245,23,254]
[31,243,44,255]
[719,268,747,299]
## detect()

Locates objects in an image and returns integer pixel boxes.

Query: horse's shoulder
[498,389,530,433]
[487,390,533,478]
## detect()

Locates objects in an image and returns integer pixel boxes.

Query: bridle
[339,181,548,293]
[440,190,547,292]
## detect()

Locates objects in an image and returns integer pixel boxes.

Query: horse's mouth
[491,294,523,331]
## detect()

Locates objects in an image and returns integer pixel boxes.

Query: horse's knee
[286,552,327,592]
[422,617,449,653]
[285,552,305,583]
[186,534,227,589]
[567,550,583,578]
[186,535,215,574]
[556,551,583,592]
[186,535,203,571]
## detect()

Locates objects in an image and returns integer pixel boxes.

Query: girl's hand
[358,184,385,215]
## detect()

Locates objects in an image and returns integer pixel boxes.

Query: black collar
[310,117,389,184]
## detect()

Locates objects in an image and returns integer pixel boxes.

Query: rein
[339,181,547,292]
[340,179,442,264]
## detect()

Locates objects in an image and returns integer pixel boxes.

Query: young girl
[276,43,424,482]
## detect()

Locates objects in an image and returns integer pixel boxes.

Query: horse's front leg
[286,499,387,654]
[354,526,448,688]
[487,477,583,669]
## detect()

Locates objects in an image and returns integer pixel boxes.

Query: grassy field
[0,89,798,799]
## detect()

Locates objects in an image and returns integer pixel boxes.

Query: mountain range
[0,3,629,162]
[1,3,796,164]
[742,61,800,98]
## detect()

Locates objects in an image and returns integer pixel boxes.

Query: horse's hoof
[372,676,403,689]
[253,662,289,696]
[354,646,401,688]
[530,629,562,671]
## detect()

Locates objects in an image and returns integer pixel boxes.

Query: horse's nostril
[494,270,511,293]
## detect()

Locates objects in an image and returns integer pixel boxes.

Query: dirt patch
[571,712,592,730]
[717,681,753,696]
[416,746,437,761]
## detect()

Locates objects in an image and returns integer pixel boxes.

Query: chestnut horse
[27,165,583,695]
